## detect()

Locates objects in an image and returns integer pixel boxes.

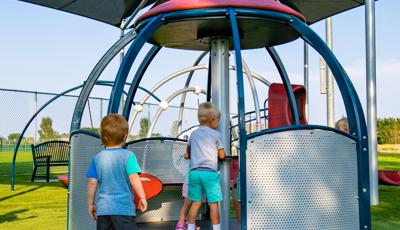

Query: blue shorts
[188,170,223,203]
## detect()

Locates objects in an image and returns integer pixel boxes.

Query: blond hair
[335,117,349,133]
[198,102,220,124]
[100,114,128,146]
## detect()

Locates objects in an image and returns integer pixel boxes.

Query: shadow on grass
[0,185,44,202]
[0,209,37,224]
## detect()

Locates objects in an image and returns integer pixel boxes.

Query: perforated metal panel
[126,139,188,184]
[246,129,359,229]
[68,133,103,230]
[126,139,189,222]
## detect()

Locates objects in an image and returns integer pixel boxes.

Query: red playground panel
[378,170,400,186]
[268,83,307,129]
[133,173,163,207]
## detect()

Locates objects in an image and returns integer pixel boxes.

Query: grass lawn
[0,150,399,229]
[0,151,67,229]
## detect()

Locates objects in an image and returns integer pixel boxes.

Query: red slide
[378,170,400,186]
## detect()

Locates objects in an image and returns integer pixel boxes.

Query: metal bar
[178,51,208,133]
[228,8,247,230]
[242,59,261,131]
[108,15,163,114]
[34,92,38,145]
[121,0,149,30]
[123,45,162,119]
[266,47,301,125]
[70,29,137,132]
[0,87,106,100]
[210,39,231,230]
[365,0,379,205]
[303,42,309,120]
[289,16,371,230]
[326,17,335,127]
[128,65,208,131]
[207,53,212,102]
[146,88,206,138]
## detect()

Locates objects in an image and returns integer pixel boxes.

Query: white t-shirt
[188,125,224,171]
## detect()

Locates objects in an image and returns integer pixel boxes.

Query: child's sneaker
[175,220,187,230]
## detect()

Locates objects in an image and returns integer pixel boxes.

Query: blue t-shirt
[86,148,141,216]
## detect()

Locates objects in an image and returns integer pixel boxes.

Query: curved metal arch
[242,58,261,131]
[128,63,271,133]
[108,15,163,114]
[128,64,208,131]
[146,87,207,138]
[123,45,162,119]
[70,29,137,132]
[177,51,209,133]
[288,16,370,229]
[266,47,300,125]
[228,9,247,230]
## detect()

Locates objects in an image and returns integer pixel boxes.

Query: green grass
[0,151,399,229]
[0,151,67,229]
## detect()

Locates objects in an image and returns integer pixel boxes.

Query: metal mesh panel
[136,185,184,222]
[246,129,359,230]
[69,133,103,230]
[126,139,188,183]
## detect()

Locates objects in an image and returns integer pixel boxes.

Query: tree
[138,118,150,137]
[38,117,59,141]
[8,133,21,142]
[377,118,400,144]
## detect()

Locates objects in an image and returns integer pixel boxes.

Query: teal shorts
[188,170,223,203]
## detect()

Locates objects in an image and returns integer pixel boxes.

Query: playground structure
[14,0,379,229]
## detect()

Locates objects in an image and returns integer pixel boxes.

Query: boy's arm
[184,145,190,159]
[87,178,98,220]
[129,174,147,212]
[126,155,147,212]
[218,148,225,160]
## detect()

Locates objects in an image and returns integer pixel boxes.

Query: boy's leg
[188,201,203,224]
[110,215,138,230]
[208,202,220,225]
[201,171,222,229]
[97,216,114,230]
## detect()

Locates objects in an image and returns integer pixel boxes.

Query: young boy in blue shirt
[185,102,225,230]
[86,114,147,230]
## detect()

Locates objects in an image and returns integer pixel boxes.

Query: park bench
[31,140,69,182]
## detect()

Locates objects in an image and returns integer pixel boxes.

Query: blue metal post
[228,8,247,230]
[108,15,163,114]
[123,45,161,119]
[266,47,301,125]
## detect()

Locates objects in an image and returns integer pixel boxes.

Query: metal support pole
[326,17,335,127]
[210,39,230,230]
[366,0,378,205]
[119,20,126,114]
[34,92,38,145]
[100,98,103,120]
[303,42,309,120]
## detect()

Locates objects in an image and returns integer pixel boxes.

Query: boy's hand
[88,203,97,220]
[137,197,147,212]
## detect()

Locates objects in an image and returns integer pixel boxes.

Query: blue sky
[0,0,399,137]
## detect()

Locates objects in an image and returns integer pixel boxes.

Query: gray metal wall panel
[126,140,189,222]
[69,133,103,230]
[246,129,359,229]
